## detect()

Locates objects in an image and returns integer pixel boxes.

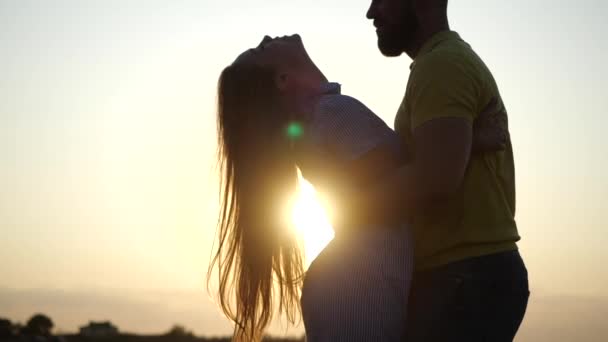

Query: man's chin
[375,33,404,57]
[378,41,403,57]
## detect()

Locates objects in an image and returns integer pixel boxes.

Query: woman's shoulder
[312,93,388,130]
[315,93,368,115]
[301,91,400,162]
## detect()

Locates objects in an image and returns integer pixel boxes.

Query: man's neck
[405,22,450,59]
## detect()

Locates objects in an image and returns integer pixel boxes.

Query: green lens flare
[286,122,303,139]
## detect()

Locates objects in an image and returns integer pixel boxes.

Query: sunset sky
[1,0,607,340]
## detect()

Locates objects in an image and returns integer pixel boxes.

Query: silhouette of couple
[210,1,529,341]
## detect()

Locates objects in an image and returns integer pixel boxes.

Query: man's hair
[416,0,448,12]
[434,0,448,10]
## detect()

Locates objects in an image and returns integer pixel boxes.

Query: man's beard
[377,30,408,57]
[377,13,418,57]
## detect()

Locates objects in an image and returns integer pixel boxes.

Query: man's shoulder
[412,48,477,77]
[410,40,494,95]
[413,43,478,74]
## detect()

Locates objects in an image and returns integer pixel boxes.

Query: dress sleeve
[309,94,403,161]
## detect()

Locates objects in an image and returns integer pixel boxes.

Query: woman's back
[296,83,413,342]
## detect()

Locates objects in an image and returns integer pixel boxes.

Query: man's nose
[366,1,377,20]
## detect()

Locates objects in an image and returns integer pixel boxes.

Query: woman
[209,34,505,341]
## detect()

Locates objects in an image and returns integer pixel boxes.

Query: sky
[1,0,607,340]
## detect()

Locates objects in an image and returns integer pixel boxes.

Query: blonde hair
[208,61,304,341]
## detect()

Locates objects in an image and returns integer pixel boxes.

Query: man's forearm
[361,163,424,224]
[336,117,472,229]
[337,162,428,228]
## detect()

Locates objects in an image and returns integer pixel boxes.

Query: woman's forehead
[234,48,258,65]
[233,34,291,67]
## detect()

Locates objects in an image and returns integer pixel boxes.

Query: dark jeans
[405,250,529,342]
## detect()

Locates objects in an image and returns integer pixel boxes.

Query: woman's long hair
[209,61,304,341]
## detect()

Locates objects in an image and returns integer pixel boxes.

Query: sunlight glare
[291,175,335,268]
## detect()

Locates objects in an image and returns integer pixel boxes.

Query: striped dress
[298,83,414,342]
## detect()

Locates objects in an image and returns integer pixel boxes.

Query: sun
[291,175,335,268]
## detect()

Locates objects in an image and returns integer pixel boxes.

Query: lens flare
[286,122,303,140]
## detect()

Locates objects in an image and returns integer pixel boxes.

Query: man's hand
[473,98,509,153]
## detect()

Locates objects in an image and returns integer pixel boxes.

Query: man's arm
[336,116,472,227]
[410,116,472,200]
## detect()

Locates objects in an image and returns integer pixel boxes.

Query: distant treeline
[1,314,305,342]
[61,335,305,342]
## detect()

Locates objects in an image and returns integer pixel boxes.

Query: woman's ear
[275,72,289,91]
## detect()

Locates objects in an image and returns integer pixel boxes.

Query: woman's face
[235,35,318,93]
[236,34,307,69]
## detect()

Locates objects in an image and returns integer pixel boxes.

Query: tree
[165,324,195,338]
[23,314,54,336]
[0,318,16,338]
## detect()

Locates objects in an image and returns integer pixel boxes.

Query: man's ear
[275,72,289,91]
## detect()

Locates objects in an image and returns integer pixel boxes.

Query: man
[341,0,529,340]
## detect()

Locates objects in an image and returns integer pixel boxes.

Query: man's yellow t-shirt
[395,31,520,270]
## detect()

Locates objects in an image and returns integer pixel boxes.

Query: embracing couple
[210,0,529,341]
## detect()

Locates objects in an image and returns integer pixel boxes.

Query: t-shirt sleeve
[409,53,479,129]
[311,94,402,161]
